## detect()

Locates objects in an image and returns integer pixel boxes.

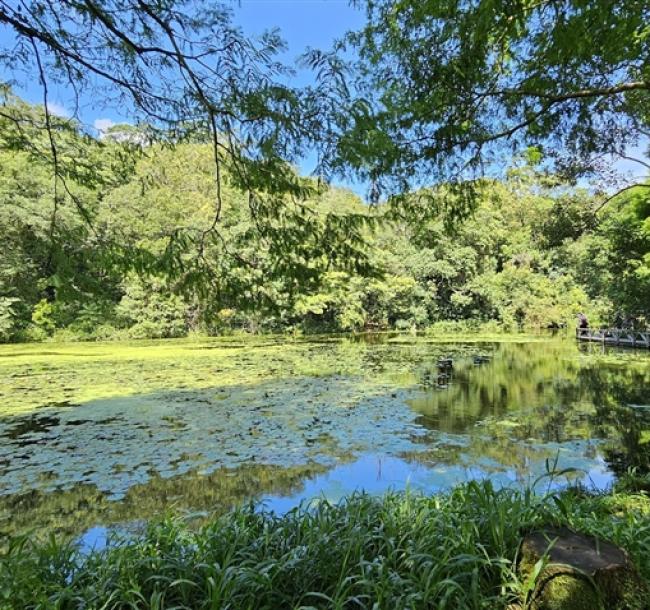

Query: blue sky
[236,0,364,71]
[2,0,363,122]
[235,0,367,190]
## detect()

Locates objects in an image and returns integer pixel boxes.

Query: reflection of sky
[78,450,614,553]
[79,526,109,553]
[260,455,447,513]
[78,519,148,554]
[260,445,614,515]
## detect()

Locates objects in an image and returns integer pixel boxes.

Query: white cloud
[45,102,70,118]
[94,118,116,133]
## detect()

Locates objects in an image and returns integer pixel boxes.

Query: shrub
[30,299,55,334]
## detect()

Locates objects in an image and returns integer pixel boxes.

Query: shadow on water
[2,461,332,545]
[0,337,648,544]
[5,414,61,441]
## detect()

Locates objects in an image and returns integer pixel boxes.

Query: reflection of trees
[580,366,650,476]
[0,462,328,544]
[401,436,556,483]
[409,342,650,477]
[409,342,586,435]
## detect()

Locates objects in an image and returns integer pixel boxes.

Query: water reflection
[76,450,615,554]
[1,462,330,542]
[0,337,648,543]
[260,451,614,515]
[408,343,650,445]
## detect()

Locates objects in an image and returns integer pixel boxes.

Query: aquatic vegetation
[0,335,649,543]
[2,481,650,609]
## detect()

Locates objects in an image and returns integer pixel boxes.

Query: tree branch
[616,154,650,171]
[495,81,650,102]
[594,182,650,213]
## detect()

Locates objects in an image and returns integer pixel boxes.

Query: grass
[2,480,650,609]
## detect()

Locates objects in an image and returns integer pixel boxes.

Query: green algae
[0,333,557,417]
[1,334,649,541]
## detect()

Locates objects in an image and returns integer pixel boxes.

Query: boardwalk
[576,328,650,348]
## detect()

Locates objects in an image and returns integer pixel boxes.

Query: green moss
[535,572,601,610]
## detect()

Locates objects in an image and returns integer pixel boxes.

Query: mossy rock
[519,527,649,610]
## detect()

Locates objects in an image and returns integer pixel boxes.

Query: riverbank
[2,480,649,609]
[1,321,550,345]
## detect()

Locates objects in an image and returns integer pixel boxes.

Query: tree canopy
[2,1,649,214]
[0,0,351,251]
[343,0,650,199]
[1,98,647,342]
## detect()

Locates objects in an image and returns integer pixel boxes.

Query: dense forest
[1,95,648,342]
[1,0,649,343]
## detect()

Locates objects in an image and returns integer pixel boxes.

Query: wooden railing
[576,328,650,348]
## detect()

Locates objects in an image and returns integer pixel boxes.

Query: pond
[1,333,649,546]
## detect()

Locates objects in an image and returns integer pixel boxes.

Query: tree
[100,143,375,315]
[0,97,128,338]
[0,0,350,259]
[574,186,650,316]
[344,0,650,201]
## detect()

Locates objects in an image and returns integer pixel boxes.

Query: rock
[519,527,648,610]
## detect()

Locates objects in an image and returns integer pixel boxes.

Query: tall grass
[1,481,649,609]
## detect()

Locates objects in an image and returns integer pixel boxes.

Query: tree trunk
[519,527,649,609]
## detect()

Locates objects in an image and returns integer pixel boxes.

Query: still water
[0,334,649,546]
